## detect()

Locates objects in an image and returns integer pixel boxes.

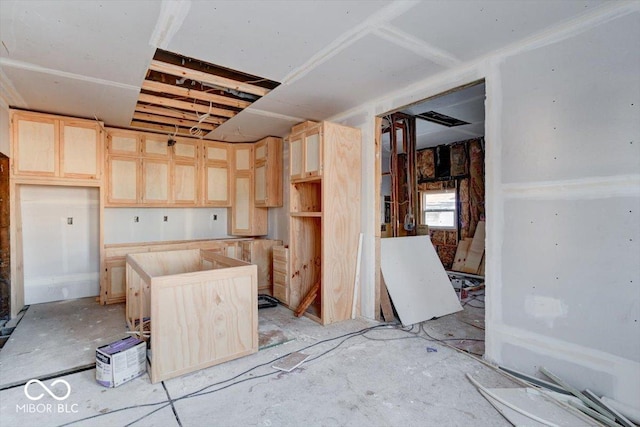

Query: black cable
[57,322,484,427]
[56,324,392,427]
[161,381,183,427]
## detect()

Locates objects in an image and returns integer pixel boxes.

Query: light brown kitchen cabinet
[107,156,140,204]
[11,110,103,181]
[229,144,268,236]
[104,258,127,304]
[240,239,282,295]
[288,121,361,325]
[289,121,322,182]
[254,136,283,207]
[142,158,170,205]
[203,141,230,207]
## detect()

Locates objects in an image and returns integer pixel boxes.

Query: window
[421,189,456,229]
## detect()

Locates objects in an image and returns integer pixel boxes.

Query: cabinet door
[173,161,198,205]
[13,115,58,176]
[304,131,322,178]
[232,175,251,233]
[107,156,139,204]
[289,136,303,180]
[254,137,282,207]
[143,135,170,158]
[173,138,198,161]
[255,163,267,205]
[105,258,126,303]
[107,130,140,156]
[204,165,229,206]
[61,121,101,179]
[142,159,170,204]
[203,142,230,206]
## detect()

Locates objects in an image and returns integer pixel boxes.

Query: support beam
[138,93,237,118]
[132,112,217,131]
[134,104,225,125]
[149,60,270,97]
[142,80,251,109]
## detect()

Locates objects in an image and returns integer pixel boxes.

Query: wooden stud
[132,112,218,131]
[138,93,237,118]
[135,104,225,125]
[294,281,320,317]
[379,273,395,322]
[149,60,271,97]
[141,80,252,109]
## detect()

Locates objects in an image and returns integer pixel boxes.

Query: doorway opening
[377,80,486,356]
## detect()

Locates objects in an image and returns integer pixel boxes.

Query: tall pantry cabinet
[288,121,361,325]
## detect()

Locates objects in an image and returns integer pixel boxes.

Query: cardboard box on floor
[96,336,146,388]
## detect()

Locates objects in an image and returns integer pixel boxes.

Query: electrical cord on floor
[56,324,392,427]
[57,322,485,427]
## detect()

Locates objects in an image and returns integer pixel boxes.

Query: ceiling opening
[131,49,280,138]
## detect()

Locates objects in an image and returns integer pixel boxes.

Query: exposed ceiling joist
[134,103,225,125]
[130,120,199,136]
[132,112,217,131]
[138,93,237,118]
[141,80,251,109]
[149,60,271,97]
[130,49,280,136]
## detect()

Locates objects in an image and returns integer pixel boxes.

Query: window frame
[420,188,457,230]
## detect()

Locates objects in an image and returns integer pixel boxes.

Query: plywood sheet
[462,221,485,273]
[451,239,470,271]
[381,236,462,325]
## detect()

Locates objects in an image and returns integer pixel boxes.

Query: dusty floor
[0,294,516,427]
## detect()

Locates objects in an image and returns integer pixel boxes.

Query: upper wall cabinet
[106,129,203,206]
[229,144,267,236]
[254,136,283,207]
[203,141,230,207]
[11,110,103,181]
[289,121,322,182]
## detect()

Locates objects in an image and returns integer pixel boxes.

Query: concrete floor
[0,296,517,427]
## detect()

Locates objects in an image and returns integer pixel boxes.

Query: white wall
[21,186,100,304]
[104,207,230,244]
[330,6,640,409]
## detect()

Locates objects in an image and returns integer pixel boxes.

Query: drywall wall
[104,207,230,244]
[330,5,640,410]
[0,107,9,156]
[21,186,99,304]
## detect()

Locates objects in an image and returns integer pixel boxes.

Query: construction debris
[482,365,640,427]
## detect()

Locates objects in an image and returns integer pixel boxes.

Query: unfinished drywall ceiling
[165,0,392,82]
[390,1,608,61]
[399,82,485,149]
[1,1,614,141]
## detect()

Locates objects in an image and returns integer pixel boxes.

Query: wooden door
[203,142,230,206]
[289,136,303,181]
[303,130,322,178]
[61,120,101,179]
[142,159,170,204]
[13,115,58,177]
[107,156,139,204]
[173,161,198,205]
